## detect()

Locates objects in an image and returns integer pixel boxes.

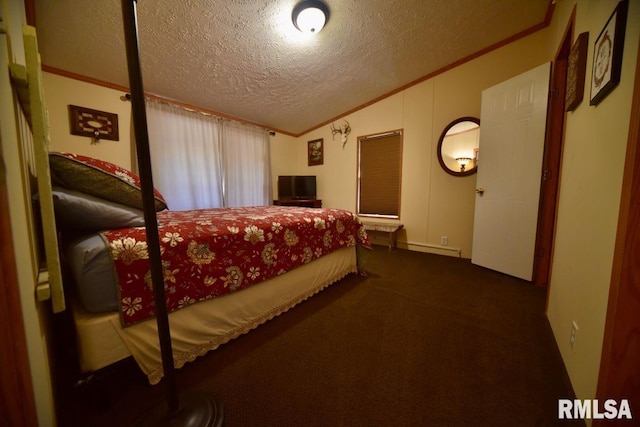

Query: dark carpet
[54,246,583,426]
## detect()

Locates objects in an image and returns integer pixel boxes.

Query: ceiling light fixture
[292,0,330,34]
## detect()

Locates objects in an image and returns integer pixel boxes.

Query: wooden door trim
[594,21,640,421]
[534,6,575,290]
[0,153,38,425]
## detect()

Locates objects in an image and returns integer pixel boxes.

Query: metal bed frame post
[120,1,223,425]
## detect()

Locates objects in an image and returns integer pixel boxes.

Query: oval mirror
[437,117,480,177]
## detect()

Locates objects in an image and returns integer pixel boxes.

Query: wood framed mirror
[437,117,480,177]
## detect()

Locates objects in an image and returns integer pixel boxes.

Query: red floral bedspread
[101,206,370,326]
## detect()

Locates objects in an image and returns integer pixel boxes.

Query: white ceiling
[34,0,552,136]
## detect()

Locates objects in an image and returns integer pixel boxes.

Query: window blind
[358,131,402,217]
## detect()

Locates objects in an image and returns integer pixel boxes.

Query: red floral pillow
[49,152,168,211]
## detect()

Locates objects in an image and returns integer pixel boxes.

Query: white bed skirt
[72,246,357,384]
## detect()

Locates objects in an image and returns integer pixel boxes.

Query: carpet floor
[54,246,584,426]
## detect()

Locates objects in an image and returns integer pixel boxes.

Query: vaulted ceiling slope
[34,0,552,136]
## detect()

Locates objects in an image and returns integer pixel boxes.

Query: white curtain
[146,100,223,210]
[145,99,271,210]
[221,120,271,207]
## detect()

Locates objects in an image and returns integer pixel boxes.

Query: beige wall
[271,29,552,257]
[545,0,639,410]
[44,73,134,170]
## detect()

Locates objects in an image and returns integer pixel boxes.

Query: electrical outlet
[570,321,578,350]
[440,236,448,246]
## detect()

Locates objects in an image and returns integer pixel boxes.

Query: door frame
[1,2,39,423]
[533,7,575,290]
[0,155,39,426]
[594,15,640,419]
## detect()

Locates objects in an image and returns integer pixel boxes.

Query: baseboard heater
[407,241,462,258]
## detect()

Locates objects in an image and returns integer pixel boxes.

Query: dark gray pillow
[49,152,168,211]
[51,187,146,233]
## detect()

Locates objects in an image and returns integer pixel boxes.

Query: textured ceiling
[34,0,551,135]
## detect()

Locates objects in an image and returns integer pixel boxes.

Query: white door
[471,62,551,281]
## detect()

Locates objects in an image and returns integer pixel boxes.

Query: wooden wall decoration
[68,105,119,142]
[566,32,589,112]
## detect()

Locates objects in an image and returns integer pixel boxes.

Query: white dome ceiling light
[292,0,330,34]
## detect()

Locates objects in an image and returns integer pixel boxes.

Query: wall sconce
[292,0,330,34]
[456,157,472,172]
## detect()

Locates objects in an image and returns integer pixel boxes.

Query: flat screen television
[278,175,317,199]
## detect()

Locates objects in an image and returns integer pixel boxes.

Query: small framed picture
[308,138,323,166]
[589,0,628,106]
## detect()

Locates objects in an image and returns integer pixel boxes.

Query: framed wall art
[68,105,119,141]
[308,138,323,166]
[589,0,628,106]
[565,32,588,112]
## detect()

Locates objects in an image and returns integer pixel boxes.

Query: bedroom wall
[44,29,553,260]
[544,0,639,413]
[271,27,553,258]
[269,132,300,192]
[44,73,134,170]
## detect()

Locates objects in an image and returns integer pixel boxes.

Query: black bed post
[120,1,223,425]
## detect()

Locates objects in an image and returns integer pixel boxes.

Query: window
[145,99,271,210]
[357,130,403,218]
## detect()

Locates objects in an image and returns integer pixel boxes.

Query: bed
[12,25,370,386]
[50,152,371,384]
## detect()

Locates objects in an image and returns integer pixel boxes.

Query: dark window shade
[358,132,402,217]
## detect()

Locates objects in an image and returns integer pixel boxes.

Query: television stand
[273,199,322,208]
